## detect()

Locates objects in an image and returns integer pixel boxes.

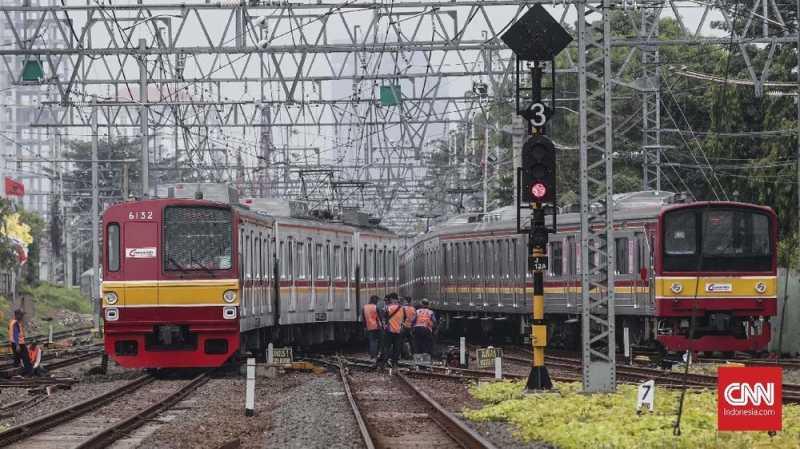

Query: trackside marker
[495,356,502,379]
[460,337,466,367]
[245,358,255,417]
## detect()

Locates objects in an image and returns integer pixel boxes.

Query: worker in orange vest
[362,295,383,360]
[27,342,46,376]
[8,310,33,376]
[413,299,437,357]
[401,297,416,357]
[379,293,405,367]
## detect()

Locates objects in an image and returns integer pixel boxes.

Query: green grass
[1,282,92,339]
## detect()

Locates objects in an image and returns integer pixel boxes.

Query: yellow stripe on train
[101,279,239,307]
[654,276,777,298]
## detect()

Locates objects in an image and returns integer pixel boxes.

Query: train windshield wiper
[168,257,189,274]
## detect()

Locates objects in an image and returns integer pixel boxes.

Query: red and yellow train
[400,191,777,354]
[101,185,398,369]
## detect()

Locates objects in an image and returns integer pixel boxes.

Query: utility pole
[91,96,100,333]
[483,119,489,214]
[139,39,149,198]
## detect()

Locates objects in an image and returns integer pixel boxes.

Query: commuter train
[400,191,778,354]
[101,184,399,369]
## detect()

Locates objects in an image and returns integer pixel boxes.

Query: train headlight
[223,290,237,303]
[755,282,767,294]
[670,283,683,294]
[105,307,119,321]
[105,292,119,305]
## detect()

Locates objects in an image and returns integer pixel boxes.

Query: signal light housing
[521,135,556,204]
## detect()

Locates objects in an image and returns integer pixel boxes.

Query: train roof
[407,191,773,248]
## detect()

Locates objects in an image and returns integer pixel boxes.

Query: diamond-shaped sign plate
[501,4,573,60]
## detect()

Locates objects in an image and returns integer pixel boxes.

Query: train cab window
[665,210,697,256]
[163,207,232,272]
[549,241,563,276]
[107,223,120,272]
[615,237,629,275]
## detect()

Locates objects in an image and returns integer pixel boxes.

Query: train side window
[550,241,563,276]
[377,249,384,281]
[615,237,629,275]
[316,244,326,279]
[441,244,448,280]
[295,242,305,279]
[350,247,355,281]
[287,238,294,281]
[256,235,262,280]
[107,223,120,272]
[367,248,374,281]
[245,234,251,280]
[333,245,342,280]
[279,241,285,279]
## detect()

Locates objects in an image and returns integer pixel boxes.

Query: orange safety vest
[28,346,41,368]
[402,305,416,329]
[363,304,380,331]
[386,304,404,334]
[414,308,434,331]
[8,319,24,344]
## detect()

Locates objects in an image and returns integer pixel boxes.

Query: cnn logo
[718,366,782,431]
[723,382,774,407]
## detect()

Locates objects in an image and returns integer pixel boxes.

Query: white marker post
[459,337,466,367]
[636,380,655,413]
[267,342,274,365]
[245,358,256,417]
[48,324,53,345]
[495,355,502,379]
[623,327,630,365]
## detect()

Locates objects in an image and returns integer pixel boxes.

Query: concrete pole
[91,96,100,332]
[139,39,149,198]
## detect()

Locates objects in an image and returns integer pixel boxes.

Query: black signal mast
[501,4,572,391]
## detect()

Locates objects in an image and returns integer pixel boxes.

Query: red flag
[4,177,24,197]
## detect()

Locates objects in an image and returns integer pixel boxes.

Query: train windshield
[663,208,772,272]
[163,206,233,272]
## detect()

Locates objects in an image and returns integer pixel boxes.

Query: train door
[288,237,296,315]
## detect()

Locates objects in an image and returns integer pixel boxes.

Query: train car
[102,185,398,369]
[399,191,778,354]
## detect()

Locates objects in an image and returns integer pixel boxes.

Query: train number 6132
[128,211,154,220]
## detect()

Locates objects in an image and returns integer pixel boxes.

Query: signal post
[501,5,571,391]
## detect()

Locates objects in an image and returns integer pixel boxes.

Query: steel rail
[0,350,102,378]
[338,364,376,449]
[74,371,211,449]
[395,372,499,449]
[0,374,154,447]
[0,326,95,348]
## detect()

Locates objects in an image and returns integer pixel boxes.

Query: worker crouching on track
[27,342,47,376]
[401,297,416,358]
[413,299,437,358]
[363,295,383,361]
[380,293,405,368]
[8,310,33,376]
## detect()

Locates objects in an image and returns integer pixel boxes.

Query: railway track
[0,371,210,448]
[0,326,95,351]
[502,350,800,402]
[339,364,498,449]
[0,350,103,379]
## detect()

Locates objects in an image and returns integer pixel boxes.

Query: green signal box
[21,60,44,83]
[379,85,402,106]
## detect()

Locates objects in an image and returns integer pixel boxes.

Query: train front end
[102,199,240,368]
[655,202,777,353]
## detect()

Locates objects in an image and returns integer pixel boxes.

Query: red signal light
[530,182,547,200]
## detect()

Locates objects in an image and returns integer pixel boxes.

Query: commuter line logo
[717,366,781,431]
